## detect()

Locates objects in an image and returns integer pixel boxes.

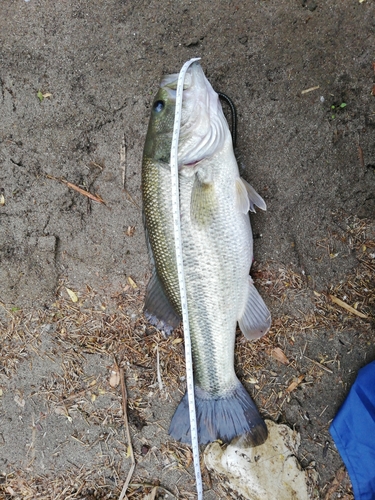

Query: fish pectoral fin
[144,269,181,336]
[236,177,267,214]
[238,277,271,339]
[190,175,217,227]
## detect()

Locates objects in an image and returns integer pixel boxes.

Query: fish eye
[153,100,165,113]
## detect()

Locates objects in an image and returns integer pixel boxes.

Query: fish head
[143,85,177,164]
[144,62,230,171]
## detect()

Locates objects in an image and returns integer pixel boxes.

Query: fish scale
[142,61,272,446]
[142,159,180,306]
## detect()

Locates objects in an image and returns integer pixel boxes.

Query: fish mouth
[180,158,203,170]
[161,69,193,90]
[161,62,230,168]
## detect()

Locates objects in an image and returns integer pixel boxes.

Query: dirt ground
[0,0,374,498]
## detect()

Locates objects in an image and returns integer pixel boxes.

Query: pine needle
[46,174,106,205]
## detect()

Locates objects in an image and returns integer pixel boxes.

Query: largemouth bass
[142,62,271,446]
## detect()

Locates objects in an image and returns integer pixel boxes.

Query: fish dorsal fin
[235,177,267,214]
[238,277,271,339]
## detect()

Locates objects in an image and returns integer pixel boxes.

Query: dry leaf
[143,487,158,500]
[172,337,183,344]
[271,347,289,365]
[185,448,193,468]
[109,364,120,388]
[54,405,72,422]
[329,294,367,319]
[286,375,305,393]
[248,377,258,384]
[324,466,346,500]
[126,226,135,237]
[14,394,25,407]
[66,287,78,303]
[127,276,137,288]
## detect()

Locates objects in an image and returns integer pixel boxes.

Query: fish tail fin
[169,381,267,446]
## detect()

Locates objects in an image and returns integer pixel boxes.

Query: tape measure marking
[170,57,203,500]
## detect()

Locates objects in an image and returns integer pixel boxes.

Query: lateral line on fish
[170,57,203,500]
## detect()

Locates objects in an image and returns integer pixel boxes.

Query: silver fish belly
[142,62,271,446]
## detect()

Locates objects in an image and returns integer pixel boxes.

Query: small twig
[329,294,367,319]
[304,356,333,374]
[119,136,141,209]
[118,367,135,500]
[60,386,92,403]
[124,189,141,209]
[0,300,15,318]
[357,258,375,273]
[26,414,36,459]
[129,484,177,499]
[120,134,127,189]
[156,344,164,392]
[148,486,158,500]
[46,174,106,205]
[357,144,365,169]
[301,85,320,95]
[319,405,329,417]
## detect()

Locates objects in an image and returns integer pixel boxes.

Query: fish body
[142,62,271,446]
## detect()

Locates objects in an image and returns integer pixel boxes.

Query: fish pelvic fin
[238,277,271,340]
[169,381,268,446]
[144,269,181,336]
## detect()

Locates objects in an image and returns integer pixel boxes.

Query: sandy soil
[0,0,374,498]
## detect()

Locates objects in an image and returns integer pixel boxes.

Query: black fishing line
[218,92,237,149]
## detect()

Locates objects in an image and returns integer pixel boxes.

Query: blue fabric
[330,361,375,500]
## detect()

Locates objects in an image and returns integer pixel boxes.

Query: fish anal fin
[144,270,181,336]
[238,277,271,340]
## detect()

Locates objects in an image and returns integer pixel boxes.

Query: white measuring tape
[170,57,203,499]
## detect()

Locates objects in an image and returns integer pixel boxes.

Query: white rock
[204,420,317,500]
